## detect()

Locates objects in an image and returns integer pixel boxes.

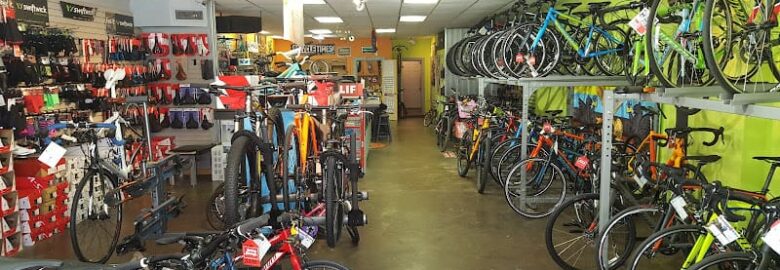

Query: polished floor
[18,119,558,269]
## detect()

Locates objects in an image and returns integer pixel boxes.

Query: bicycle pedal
[356,191,369,201]
[346,209,367,226]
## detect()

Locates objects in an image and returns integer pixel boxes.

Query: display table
[170,144,217,186]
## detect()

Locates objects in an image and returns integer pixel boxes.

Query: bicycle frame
[229,228,306,270]
[654,1,707,69]
[531,7,624,58]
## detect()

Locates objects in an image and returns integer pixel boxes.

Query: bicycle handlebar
[664,127,724,146]
[236,215,271,236]
[113,254,185,269]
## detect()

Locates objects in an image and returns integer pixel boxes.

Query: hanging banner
[14,0,49,26]
[106,12,135,36]
[60,1,96,21]
[283,0,304,45]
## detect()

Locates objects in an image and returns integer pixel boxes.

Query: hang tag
[762,220,780,254]
[59,58,69,66]
[298,229,316,249]
[38,142,67,168]
[242,235,272,267]
[553,140,559,153]
[707,215,740,246]
[670,196,689,220]
[629,8,652,36]
[574,156,590,170]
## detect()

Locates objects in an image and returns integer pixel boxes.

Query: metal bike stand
[598,87,780,262]
[456,75,629,223]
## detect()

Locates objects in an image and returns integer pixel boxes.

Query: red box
[15,159,65,178]
[16,175,55,191]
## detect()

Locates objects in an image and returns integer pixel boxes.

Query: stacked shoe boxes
[0,129,19,256]
[16,158,69,247]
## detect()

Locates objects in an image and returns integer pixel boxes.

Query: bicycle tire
[687,251,756,270]
[70,169,122,263]
[206,183,227,230]
[504,157,566,218]
[457,129,474,177]
[477,129,491,194]
[596,205,663,270]
[324,156,344,248]
[546,193,634,270]
[283,125,301,211]
[223,135,261,227]
[703,0,777,94]
[496,143,547,187]
[626,224,707,270]
[523,23,562,77]
[347,135,360,245]
[436,117,448,151]
[594,23,629,76]
[303,260,352,270]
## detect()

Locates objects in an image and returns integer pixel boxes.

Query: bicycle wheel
[504,157,566,218]
[283,125,302,212]
[626,224,707,270]
[647,0,719,88]
[223,135,262,227]
[596,205,664,270]
[423,109,436,127]
[436,117,449,152]
[704,0,776,93]
[457,129,474,177]
[323,155,344,248]
[206,183,227,230]
[688,251,756,270]
[546,193,634,270]
[476,129,491,194]
[516,23,561,77]
[490,137,520,184]
[70,170,122,263]
[303,260,351,270]
[595,23,629,76]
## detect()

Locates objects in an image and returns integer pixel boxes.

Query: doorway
[401,60,424,117]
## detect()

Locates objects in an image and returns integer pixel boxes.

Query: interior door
[401,60,423,116]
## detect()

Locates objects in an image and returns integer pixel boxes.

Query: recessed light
[315,16,343,23]
[400,15,426,22]
[375,28,396,33]
[309,29,333,34]
[302,0,326,4]
[404,0,438,4]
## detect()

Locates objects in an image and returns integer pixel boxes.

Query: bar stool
[375,112,392,142]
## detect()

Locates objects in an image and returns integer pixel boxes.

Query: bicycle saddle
[684,155,722,165]
[754,156,780,164]
[588,2,611,10]
[545,110,563,116]
[561,3,581,9]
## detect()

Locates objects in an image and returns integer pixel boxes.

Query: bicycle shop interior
[0,0,779,269]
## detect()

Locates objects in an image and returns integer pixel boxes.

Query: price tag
[553,140,559,153]
[38,142,67,168]
[707,215,740,246]
[242,235,272,267]
[629,8,652,36]
[670,196,689,220]
[632,166,648,188]
[298,229,316,249]
[574,156,590,170]
[762,220,780,254]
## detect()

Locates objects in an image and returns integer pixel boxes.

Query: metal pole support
[598,90,616,263]
[519,85,536,214]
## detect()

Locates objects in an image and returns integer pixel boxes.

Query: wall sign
[337,47,351,56]
[14,0,49,26]
[361,47,376,53]
[175,10,204,21]
[106,12,135,36]
[61,1,96,21]
[339,83,364,97]
[291,44,334,55]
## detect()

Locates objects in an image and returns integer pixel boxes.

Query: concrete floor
[18,119,558,269]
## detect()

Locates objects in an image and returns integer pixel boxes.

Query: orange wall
[273,37,393,74]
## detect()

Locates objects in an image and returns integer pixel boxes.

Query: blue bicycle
[517,0,629,77]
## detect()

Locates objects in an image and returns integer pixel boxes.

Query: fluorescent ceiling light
[302,0,326,4]
[400,15,426,22]
[315,16,343,23]
[271,35,285,39]
[404,0,438,4]
[309,29,333,34]
[259,31,271,34]
[375,28,396,33]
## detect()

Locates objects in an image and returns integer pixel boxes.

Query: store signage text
[14,0,49,26]
[339,83,363,97]
[61,1,96,21]
[106,12,135,36]
[291,44,335,55]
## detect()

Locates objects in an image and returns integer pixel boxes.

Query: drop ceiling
[215,0,516,37]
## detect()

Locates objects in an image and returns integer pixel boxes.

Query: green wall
[393,37,436,112]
